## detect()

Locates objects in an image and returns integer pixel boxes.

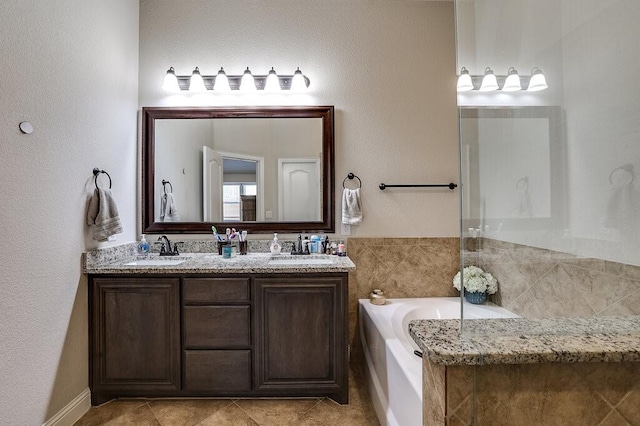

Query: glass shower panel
[457,0,640,332]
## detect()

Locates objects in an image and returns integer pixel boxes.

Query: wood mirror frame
[142,105,335,234]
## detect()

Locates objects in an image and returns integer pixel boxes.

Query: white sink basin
[268,257,335,266]
[124,257,189,266]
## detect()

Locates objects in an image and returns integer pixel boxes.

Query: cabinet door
[90,277,181,397]
[253,275,347,399]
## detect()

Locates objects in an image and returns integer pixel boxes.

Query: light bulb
[479,67,498,92]
[189,67,207,92]
[527,67,548,91]
[162,67,180,91]
[290,67,307,92]
[502,67,522,92]
[240,67,257,92]
[457,67,474,92]
[213,67,231,92]
[264,67,281,92]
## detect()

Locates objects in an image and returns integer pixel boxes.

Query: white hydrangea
[452,266,498,294]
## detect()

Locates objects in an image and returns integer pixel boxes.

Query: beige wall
[0,1,139,423]
[139,0,459,238]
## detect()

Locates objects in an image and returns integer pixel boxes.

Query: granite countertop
[409,316,640,366]
[84,251,355,274]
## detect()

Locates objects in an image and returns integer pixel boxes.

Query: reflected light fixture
[456,67,474,92]
[213,67,231,92]
[479,67,499,92]
[239,67,257,92]
[189,67,207,92]
[162,67,180,91]
[264,67,281,92]
[502,67,522,92]
[290,67,307,92]
[527,67,548,91]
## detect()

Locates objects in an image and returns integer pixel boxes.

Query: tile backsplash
[468,238,640,318]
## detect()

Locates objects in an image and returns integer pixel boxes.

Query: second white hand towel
[342,188,362,225]
[161,192,181,221]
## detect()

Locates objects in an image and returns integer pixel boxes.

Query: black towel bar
[379,183,457,190]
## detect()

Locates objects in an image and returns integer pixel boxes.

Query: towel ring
[609,164,635,185]
[516,176,529,190]
[343,172,362,189]
[92,168,112,189]
[162,179,173,194]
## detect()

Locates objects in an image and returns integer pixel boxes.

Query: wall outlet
[265,210,273,219]
[341,223,351,235]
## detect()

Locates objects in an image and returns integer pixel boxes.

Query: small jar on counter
[369,289,386,305]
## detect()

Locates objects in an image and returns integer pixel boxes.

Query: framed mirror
[460,106,565,230]
[142,106,335,234]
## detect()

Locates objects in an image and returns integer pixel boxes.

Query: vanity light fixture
[479,67,499,92]
[502,67,522,92]
[290,67,307,92]
[213,67,231,92]
[189,67,207,92]
[239,67,257,92]
[162,67,180,92]
[162,67,311,92]
[264,67,281,92]
[456,67,474,92]
[527,67,548,91]
[457,66,548,92]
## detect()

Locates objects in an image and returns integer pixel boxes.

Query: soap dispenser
[137,235,150,255]
[270,232,282,254]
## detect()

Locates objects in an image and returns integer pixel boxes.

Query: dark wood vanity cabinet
[182,277,252,393]
[89,272,348,405]
[89,277,181,405]
[253,275,348,404]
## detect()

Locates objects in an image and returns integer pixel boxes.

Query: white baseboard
[43,388,91,426]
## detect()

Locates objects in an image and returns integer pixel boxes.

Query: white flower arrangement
[453,266,498,294]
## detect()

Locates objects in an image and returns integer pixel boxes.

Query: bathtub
[358,297,518,426]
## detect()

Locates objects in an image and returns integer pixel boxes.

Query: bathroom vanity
[84,252,354,406]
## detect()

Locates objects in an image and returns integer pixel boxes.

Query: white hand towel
[161,193,180,222]
[86,188,123,241]
[342,188,362,225]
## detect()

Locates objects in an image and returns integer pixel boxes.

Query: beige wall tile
[617,388,640,426]
[477,238,640,318]
[423,359,446,426]
[474,363,613,425]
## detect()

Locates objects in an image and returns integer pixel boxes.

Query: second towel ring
[162,179,173,194]
[92,168,112,189]
[609,164,635,185]
[343,172,362,189]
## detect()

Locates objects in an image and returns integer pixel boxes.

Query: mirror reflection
[142,106,335,234]
[460,106,563,230]
[154,117,322,223]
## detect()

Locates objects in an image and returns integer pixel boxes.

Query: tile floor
[74,365,379,426]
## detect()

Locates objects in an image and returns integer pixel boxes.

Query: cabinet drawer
[183,278,250,304]
[184,350,251,391]
[184,306,250,348]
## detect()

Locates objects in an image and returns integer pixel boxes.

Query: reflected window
[223,183,257,221]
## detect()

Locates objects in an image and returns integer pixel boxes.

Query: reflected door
[278,159,320,221]
[203,146,223,221]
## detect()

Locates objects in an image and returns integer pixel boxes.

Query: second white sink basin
[124,257,189,266]
[268,257,335,266]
